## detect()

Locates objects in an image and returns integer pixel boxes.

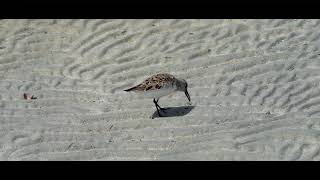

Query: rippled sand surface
[1,19,320,160]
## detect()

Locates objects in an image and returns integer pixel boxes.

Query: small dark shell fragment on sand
[23,93,37,100]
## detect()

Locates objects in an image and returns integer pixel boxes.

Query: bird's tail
[124,86,137,92]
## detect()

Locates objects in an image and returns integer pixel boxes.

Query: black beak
[185,90,191,102]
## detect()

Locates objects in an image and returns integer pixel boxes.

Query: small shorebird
[124,73,191,117]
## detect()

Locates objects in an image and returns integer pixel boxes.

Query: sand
[0,19,320,160]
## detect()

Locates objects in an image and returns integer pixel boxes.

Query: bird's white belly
[141,87,176,99]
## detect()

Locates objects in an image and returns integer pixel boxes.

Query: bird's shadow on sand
[151,106,195,119]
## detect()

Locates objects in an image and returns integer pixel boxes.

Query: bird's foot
[155,110,164,117]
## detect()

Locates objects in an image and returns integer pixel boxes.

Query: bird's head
[177,79,190,102]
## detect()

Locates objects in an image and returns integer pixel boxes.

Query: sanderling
[124,73,190,117]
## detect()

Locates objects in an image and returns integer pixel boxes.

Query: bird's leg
[153,98,162,117]
[155,98,168,111]
[155,98,162,109]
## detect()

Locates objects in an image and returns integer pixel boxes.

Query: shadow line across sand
[151,106,195,119]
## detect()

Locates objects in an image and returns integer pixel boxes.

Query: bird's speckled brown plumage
[124,73,176,92]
